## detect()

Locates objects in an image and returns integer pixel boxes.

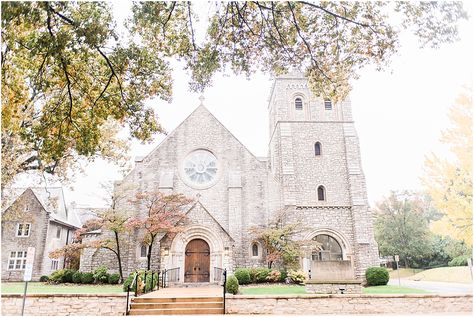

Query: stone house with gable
[80,74,379,285]
[1,187,81,281]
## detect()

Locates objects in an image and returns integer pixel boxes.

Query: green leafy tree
[2,1,467,187]
[374,191,436,268]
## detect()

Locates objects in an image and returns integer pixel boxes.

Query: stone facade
[1,188,80,281]
[225,294,473,315]
[1,294,126,316]
[80,74,379,282]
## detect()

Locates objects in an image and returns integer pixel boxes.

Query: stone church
[80,74,379,284]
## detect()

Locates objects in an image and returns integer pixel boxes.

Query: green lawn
[363,285,430,294]
[240,285,307,295]
[1,282,124,294]
[406,266,472,284]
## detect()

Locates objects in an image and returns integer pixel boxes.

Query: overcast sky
[43,2,473,208]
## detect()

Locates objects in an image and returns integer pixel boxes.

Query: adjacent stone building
[80,74,379,284]
[1,187,81,281]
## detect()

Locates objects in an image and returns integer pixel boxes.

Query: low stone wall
[305,280,362,294]
[226,294,473,314]
[1,294,126,316]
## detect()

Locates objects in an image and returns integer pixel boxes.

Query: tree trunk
[114,230,124,283]
[147,235,156,271]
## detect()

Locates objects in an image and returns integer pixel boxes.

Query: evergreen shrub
[226,275,239,294]
[365,267,389,286]
[81,272,94,284]
[234,268,251,285]
[72,271,83,284]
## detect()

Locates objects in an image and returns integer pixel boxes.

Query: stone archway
[163,225,225,283]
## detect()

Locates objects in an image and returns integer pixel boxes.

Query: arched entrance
[184,239,210,282]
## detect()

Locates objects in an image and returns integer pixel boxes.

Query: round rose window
[183,150,218,187]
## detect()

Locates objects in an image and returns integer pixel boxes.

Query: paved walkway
[141,286,222,298]
[388,278,473,294]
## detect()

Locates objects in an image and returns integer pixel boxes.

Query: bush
[72,271,83,284]
[249,268,258,283]
[288,270,306,284]
[93,266,109,284]
[122,271,158,292]
[365,267,389,286]
[50,269,75,283]
[226,275,239,294]
[81,272,94,284]
[255,268,271,283]
[449,255,469,267]
[39,275,49,282]
[266,270,281,282]
[108,273,120,284]
[234,268,251,285]
[279,270,287,282]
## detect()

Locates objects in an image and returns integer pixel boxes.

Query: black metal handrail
[161,267,180,288]
[125,270,160,315]
[214,267,227,314]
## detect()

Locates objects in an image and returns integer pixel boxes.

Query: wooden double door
[184,239,210,283]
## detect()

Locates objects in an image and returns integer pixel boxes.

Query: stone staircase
[128,285,225,315]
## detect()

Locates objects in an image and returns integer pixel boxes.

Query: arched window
[324,99,332,110]
[140,244,148,258]
[314,142,321,156]
[252,243,259,257]
[295,98,303,110]
[312,234,343,261]
[317,185,325,201]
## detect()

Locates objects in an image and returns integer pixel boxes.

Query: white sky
[51,2,473,208]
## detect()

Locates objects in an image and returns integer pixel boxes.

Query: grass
[239,284,307,295]
[388,268,424,279]
[406,266,472,284]
[363,285,430,294]
[1,282,124,294]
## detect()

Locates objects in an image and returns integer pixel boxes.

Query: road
[388,278,473,294]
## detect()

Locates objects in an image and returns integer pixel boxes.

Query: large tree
[422,90,473,246]
[374,191,436,268]
[2,1,467,187]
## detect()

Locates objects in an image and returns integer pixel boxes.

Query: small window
[317,186,326,201]
[51,259,59,270]
[8,251,27,270]
[295,98,303,110]
[140,245,148,258]
[16,223,31,237]
[324,99,332,110]
[252,243,259,257]
[56,227,61,239]
[314,142,321,156]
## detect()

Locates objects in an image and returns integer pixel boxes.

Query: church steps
[129,296,224,315]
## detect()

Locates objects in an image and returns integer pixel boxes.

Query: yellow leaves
[422,89,473,246]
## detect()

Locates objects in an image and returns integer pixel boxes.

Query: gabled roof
[185,201,234,242]
[2,187,81,229]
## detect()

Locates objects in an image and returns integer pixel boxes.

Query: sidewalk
[388,278,473,294]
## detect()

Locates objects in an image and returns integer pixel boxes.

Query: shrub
[93,266,109,284]
[123,273,135,291]
[249,268,258,283]
[365,267,389,286]
[448,255,469,267]
[266,270,281,282]
[226,275,239,294]
[81,272,94,284]
[39,275,49,282]
[234,268,251,285]
[108,273,120,284]
[72,271,83,284]
[279,270,287,282]
[288,270,306,284]
[122,271,158,292]
[255,268,271,283]
[50,269,75,283]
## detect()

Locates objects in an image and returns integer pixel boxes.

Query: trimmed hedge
[72,271,83,284]
[226,275,239,294]
[234,268,251,285]
[39,275,49,282]
[93,266,109,284]
[365,267,389,286]
[49,269,76,283]
[108,273,120,284]
[81,272,94,284]
[255,268,271,283]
